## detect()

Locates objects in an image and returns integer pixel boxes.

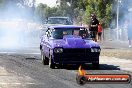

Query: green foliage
[0,0,6,10]
[35,3,64,23]
[56,0,114,28]
[35,3,47,22]
[1,0,130,27]
[81,0,114,28]
[0,0,116,27]
[0,0,35,19]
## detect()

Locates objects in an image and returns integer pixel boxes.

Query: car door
[44,28,51,58]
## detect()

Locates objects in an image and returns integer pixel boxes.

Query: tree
[56,0,75,20]
[0,0,6,17]
[0,0,5,8]
[82,0,114,28]
[35,3,64,23]
[0,0,35,19]
[57,0,114,28]
[35,3,47,22]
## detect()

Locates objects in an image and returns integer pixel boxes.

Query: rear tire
[41,50,49,65]
[49,55,55,69]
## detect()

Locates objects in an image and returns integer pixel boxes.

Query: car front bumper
[53,48,100,64]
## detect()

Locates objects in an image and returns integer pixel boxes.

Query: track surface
[0,45,132,88]
[0,29,132,88]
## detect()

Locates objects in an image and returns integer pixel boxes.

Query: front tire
[40,45,42,50]
[41,50,49,65]
[49,55,55,69]
[92,62,99,69]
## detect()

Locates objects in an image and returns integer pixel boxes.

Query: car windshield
[51,28,90,39]
[47,18,70,24]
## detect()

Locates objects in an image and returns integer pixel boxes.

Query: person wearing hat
[89,14,99,42]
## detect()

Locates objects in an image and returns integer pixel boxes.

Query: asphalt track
[0,43,132,88]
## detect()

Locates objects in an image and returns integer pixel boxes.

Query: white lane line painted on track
[0,83,37,85]
[0,52,40,55]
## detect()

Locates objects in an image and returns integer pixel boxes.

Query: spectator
[89,14,99,42]
[98,22,102,41]
[127,20,132,48]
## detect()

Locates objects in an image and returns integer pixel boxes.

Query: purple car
[40,25,101,69]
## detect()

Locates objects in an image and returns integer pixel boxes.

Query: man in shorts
[89,14,99,42]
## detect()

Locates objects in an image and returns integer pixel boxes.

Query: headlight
[91,48,101,52]
[54,48,63,53]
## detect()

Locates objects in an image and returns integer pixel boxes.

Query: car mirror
[46,20,50,24]
[49,37,54,39]
[43,21,47,24]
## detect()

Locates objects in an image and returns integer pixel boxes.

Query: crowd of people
[87,13,132,48]
[89,14,102,42]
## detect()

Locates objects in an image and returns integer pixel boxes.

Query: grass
[100,49,132,60]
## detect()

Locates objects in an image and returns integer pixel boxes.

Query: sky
[36,0,57,7]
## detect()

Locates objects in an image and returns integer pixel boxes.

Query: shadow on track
[56,64,120,70]
[25,58,120,70]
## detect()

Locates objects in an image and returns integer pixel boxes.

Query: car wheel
[41,50,49,65]
[40,45,42,50]
[92,62,99,69]
[49,55,55,69]
[56,64,63,69]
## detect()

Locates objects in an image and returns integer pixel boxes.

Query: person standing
[89,14,99,42]
[127,20,132,48]
[98,22,102,41]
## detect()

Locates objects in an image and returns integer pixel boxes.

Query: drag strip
[100,56,132,72]
[0,45,132,88]
[0,54,131,88]
[0,52,40,55]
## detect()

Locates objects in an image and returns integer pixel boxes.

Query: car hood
[52,35,100,48]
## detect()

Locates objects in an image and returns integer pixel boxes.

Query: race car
[40,25,101,69]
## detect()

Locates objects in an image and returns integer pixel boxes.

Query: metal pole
[80,9,83,26]
[117,0,119,40]
[70,0,73,22]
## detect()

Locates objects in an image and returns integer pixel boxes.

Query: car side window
[48,28,53,38]
[73,30,79,36]
[45,31,48,37]
[45,28,50,38]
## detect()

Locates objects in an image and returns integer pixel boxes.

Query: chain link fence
[102,28,128,42]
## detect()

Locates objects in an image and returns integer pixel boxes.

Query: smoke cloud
[0,0,40,50]
[109,0,132,41]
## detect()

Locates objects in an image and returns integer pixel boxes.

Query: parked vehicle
[46,17,73,25]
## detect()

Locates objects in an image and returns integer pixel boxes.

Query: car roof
[48,17,69,19]
[48,25,85,29]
